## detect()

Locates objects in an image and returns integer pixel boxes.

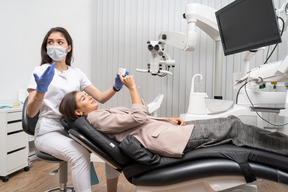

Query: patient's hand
[120,75,137,90]
[165,118,185,126]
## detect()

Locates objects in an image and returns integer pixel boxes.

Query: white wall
[92,0,288,133]
[92,0,287,108]
[0,0,93,102]
[1,0,288,132]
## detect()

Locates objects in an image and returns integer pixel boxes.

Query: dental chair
[22,97,74,192]
[61,116,288,192]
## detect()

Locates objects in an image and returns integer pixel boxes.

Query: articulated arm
[136,3,219,77]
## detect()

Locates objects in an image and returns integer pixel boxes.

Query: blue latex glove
[33,62,56,93]
[113,70,129,90]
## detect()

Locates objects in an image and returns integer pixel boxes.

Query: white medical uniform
[27,64,119,192]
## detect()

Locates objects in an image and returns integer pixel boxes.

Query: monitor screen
[215,0,282,56]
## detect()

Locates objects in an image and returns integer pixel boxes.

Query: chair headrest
[60,116,78,133]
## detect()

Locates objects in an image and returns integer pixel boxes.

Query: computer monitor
[215,0,282,56]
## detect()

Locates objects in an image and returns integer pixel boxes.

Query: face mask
[47,46,68,61]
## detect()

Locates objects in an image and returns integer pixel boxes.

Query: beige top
[87,104,194,158]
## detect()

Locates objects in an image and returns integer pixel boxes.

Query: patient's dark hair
[59,91,78,120]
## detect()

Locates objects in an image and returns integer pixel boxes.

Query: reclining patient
[59,73,288,158]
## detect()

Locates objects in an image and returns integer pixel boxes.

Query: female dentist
[26,27,123,192]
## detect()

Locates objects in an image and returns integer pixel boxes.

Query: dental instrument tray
[250,106,285,113]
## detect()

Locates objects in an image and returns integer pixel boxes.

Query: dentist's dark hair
[40,27,73,66]
[59,91,78,120]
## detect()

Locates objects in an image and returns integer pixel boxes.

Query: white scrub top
[27,64,91,136]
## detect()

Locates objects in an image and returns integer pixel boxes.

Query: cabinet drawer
[7,132,28,152]
[6,148,28,174]
[7,121,22,133]
[7,111,22,122]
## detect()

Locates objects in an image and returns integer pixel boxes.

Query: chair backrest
[64,117,131,166]
[22,97,39,136]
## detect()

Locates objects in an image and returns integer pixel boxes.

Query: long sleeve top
[87,104,194,158]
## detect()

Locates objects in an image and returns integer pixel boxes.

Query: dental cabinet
[0,108,30,182]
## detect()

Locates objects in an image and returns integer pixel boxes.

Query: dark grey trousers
[184,115,288,156]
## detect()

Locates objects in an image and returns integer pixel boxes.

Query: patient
[59,73,288,158]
